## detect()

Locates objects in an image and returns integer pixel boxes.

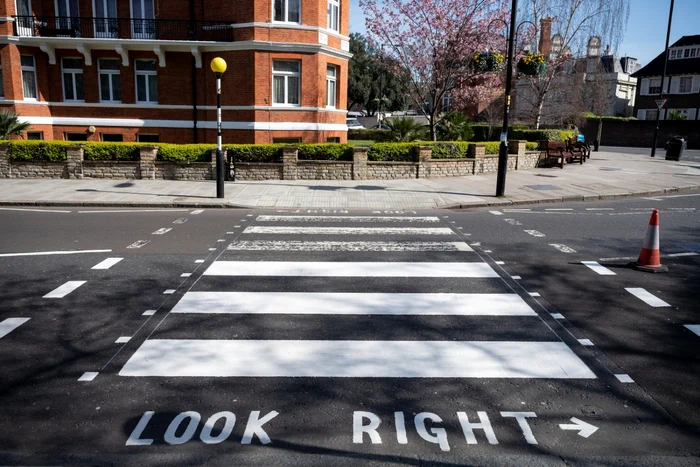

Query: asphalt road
[0,202,699,465]
[601,145,700,162]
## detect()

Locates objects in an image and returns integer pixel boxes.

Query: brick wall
[367,162,419,179]
[83,161,140,179]
[297,161,353,180]
[582,120,700,149]
[430,160,476,177]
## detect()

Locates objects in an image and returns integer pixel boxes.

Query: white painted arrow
[559,417,598,438]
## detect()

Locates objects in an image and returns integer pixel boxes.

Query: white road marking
[208,248,216,251]
[599,256,635,262]
[578,339,594,346]
[256,215,441,223]
[243,226,455,235]
[667,252,699,257]
[559,418,598,438]
[646,193,700,200]
[43,281,86,298]
[504,219,522,226]
[551,313,565,320]
[550,244,577,253]
[489,211,503,216]
[484,250,493,253]
[226,231,234,234]
[180,273,192,278]
[91,257,123,270]
[120,340,596,379]
[190,210,204,215]
[503,209,531,212]
[529,292,541,297]
[171,292,537,316]
[0,249,112,258]
[217,239,225,242]
[116,336,131,344]
[524,230,546,237]
[152,228,172,235]
[495,261,505,265]
[0,207,71,213]
[585,208,613,211]
[163,289,176,295]
[79,209,189,213]
[545,208,573,211]
[127,240,150,249]
[173,218,188,224]
[625,288,671,307]
[0,318,30,339]
[78,372,99,381]
[234,225,241,228]
[581,261,616,276]
[684,325,700,337]
[195,259,205,263]
[143,310,156,316]
[615,374,634,383]
[204,261,499,278]
[511,276,522,280]
[227,241,472,252]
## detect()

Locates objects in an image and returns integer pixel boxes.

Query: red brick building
[0,0,350,143]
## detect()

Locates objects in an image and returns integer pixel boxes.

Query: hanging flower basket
[517,53,547,76]
[471,52,505,72]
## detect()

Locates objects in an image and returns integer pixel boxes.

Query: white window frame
[98,58,121,102]
[327,0,339,32]
[272,60,300,106]
[135,59,158,104]
[130,0,156,39]
[678,75,693,94]
[273,0,301,24]
[55,0,79,30]
[61,57,85,102]
[93,0,118,38]
[20,55,38,101]
[325,64,337,108]
[645,109,659,121]
[648,77,662,95]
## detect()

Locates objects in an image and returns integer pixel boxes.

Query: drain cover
[525,184,560,191]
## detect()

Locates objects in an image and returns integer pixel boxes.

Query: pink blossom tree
[360,0,513,140]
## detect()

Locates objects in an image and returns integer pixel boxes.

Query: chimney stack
[539,17,553,58]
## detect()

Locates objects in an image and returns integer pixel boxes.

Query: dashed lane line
[0,207,71,213]
[91,257,123,270]
[489,211,503,216]
[581,261,616,276]
[78,372,99,382]
[0,249,111,258]
[524,230,546,237]
[625,288,671,307]
[684,325,700,337]
[615,374,635,383]
[78,209,189,214]
[152,228,173,235]
[43,281,87,298]
[127,240,150,249]
[0,318,30,340]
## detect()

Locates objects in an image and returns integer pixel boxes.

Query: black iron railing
[13,16,236,41]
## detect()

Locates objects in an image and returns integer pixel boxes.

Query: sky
[348,0,700,67]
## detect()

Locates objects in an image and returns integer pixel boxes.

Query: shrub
[386,117,427,142]
[423,141,471,159]
[368,142,420,161]
[436,112,474,141]
[348,129,394,142]
[226,144,285,163]
[483,142,500,154]
[6,141,69,161]
[297,143,353,161]
[158,144,214,162]
[83,142,141,161]
[526,142,538,151]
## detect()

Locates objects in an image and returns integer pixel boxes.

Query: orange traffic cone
[630,209,668,273]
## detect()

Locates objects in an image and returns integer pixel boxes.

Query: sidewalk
[1,147,699,209]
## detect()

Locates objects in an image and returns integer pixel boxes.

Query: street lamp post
[650,0,674,158]
[210,57,227,198]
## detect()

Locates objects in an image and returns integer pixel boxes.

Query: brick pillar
[282,146,298,180]
[0,143,10,178]
[539,17,553,58]
[352,147,368,180]
[468,143,486,174]
[508,140,526,170]
[139,146,158,180]
[416,146,432,179]
[65,145,84,179]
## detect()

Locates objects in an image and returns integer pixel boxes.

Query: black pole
[496,0,518,197]
[651,0,674,157]
[216,72,224,198]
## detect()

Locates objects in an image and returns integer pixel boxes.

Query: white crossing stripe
[625,288,671,307]
[227,241,472,252]
[684,325,700,337]
[243,226,455,235]
[256,215,440,223]
[43,281,86,298]
[0,318,30,339]
[578,339,594,346]
[171,292,537,316]
[91,257,123,270]
[120,340,597,378]
[524,230,546,237]
[203,261,499,278]
[142,310,157,316]
[615,374,634,383]
[115,336,131,344]
[581,261,616,276]
[78,372,99,381]
[551,313,565,320]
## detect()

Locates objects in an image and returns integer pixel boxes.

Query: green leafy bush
[436,112,474,141]
[386,117,428,142]
[470,125,573,142]
[483,142,501,154]
[348,129,395,142]
[6,141,70,161]
[158,144,215,162]
[297,143,353,161]
[423,142,471,159]
[83,143,141,161]
[368,142,420,161]
[583,112,637,122]
[226,144,285,163]
[526,142,538,151]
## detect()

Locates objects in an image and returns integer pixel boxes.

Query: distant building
[632,35,700,121]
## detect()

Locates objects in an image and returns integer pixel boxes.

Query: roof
[631,35,700,77]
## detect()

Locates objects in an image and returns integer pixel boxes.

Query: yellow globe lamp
[210,57,227,75]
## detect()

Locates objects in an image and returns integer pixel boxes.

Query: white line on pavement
[684,325,700,337]
[173,218,188,224]
[163,289,176,295]
[503,209,531,212]
[585,208,614,211]
[511,276,522,280]
[91,258,123,270]
[615,374,634,383]
[0,318,30,339]
[524,230,546,237]
[195,259,205,263]
[625,288,671,307]
[204,261,499,278]
[142,310,156,316]
[581,261,616,276]
[256,215,441,223]
[550,244,577,253]
[43,281,86,298]
[78,209,189,213]
[180,273,192,278]
[243,226,455,235]
[115,336,131,344]
[227,241,473,252]
[545,208,573,211]
[78,372,99,381]
[667,252,699,257]
[152,228,172,235]
[190,210,204,215]
[120,340,596,379]
[171,292,537,316]
[551,313,565,319]
[489,211,503,216]
[0,249,112,258]
[127,240,150,249]
[578,339,594,346]
[529,292,541,297]
[0,207,71,213]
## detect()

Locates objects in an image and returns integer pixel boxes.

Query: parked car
[346,118,365,129]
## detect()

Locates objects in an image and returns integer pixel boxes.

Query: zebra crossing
[119,213,596,380]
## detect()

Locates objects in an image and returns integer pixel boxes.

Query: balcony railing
[13,16,236,42]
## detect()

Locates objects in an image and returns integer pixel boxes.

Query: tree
[348,33,408,116]
[519,0,630,128]
[360,0,510,140]
[436,112,475,141]
[386,116,427,141]
[0,110,30,140]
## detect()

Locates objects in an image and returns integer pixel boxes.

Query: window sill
[136,101,158,105]
[271,104,301,108]
[272,20,302,25]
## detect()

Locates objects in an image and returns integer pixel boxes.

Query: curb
[0,200,252,209]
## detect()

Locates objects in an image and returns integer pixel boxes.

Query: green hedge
[158,144,215,162]
[583,112,637,122]
[5,141,70,161]
[526,142,538,151]
[470,125,574,142]
[83,142,141,161]
[367,143,419,162]
[297,143,353,161]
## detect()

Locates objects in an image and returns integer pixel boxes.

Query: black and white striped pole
[211,57,227,198]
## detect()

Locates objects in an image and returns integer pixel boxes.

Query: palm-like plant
[386,116,427,142]
[0,110,30,140]
[436,112,474,141]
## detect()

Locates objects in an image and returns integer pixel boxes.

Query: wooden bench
[537,141,566,168]
[567,138,591,160]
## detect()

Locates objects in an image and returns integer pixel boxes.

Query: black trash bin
[665,135,687,161]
